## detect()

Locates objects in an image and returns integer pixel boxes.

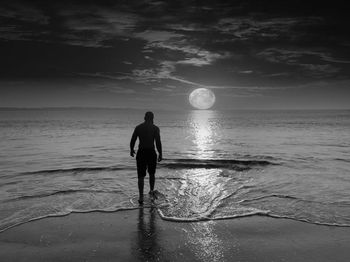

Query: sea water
[0,108,349,232]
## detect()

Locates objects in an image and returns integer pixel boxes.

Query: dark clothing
[136,149,157,178]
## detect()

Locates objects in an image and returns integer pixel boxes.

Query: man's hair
[144,111,154,121]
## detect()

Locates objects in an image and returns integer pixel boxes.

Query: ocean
[0,108,349,232]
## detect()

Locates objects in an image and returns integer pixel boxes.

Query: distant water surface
[0,108,349,232]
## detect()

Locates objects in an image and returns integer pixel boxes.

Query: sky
[0,0,349,109]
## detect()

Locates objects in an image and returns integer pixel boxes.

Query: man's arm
[155,127,162,162]
[130,128,138,157]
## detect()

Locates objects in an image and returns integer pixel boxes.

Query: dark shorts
[136,149,157,178]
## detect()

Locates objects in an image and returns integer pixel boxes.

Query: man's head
[144,111,154,122]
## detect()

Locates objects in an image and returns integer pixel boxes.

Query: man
[130,111,162,205]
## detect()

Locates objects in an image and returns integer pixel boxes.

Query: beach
[1,209,349,262]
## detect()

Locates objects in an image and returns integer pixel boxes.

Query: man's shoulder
[134,123,144,132]
[137,122,148,128]
[136,123,159,132]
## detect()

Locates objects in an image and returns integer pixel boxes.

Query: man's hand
[130,149,135,157]
[158,154,162,162]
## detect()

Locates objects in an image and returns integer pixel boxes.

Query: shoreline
[2,206,349,235]
[1,208,349,262]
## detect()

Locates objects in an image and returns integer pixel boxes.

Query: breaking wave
[20,166,132,176]
[14,157,277,177]
[161,158,277,170]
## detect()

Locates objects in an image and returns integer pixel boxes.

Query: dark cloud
[0,2,49,24]
[214,17,323,41]
[60,7,139,47]
[257,48,349,78]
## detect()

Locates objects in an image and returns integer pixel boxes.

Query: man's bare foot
[149,190,157,199]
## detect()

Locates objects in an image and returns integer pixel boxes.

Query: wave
[20,165,133,176]
[157,206,270,222]
[14,157,276,177]
[266,213,350,227]
[335,158,350,163]
[161,158,277,170]
[0,206,141,234]
[240,194,299,202]
[239,194,350,206]
[6,189,122,202]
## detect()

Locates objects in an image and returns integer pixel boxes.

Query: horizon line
[0,107,349,111]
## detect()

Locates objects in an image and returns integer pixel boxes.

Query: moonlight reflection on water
[188,110,220,159]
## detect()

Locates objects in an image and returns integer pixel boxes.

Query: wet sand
[0,208,349,262]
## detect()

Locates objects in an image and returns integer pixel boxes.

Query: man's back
[134,122,160,149]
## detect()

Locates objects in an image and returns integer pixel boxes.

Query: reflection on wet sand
[136,207,160,261]
[185,221,225,262]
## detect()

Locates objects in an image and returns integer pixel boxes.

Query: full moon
[189,88,216,110]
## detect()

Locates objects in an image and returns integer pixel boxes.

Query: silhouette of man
[130,112,162,204]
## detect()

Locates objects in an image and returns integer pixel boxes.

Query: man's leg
[149,172,155,192]
[148,150,157,197]
[138,177,144,203]
[136,151,146,204]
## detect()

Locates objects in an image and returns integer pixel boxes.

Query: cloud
[60,7,138,47]
[265,72,290,77]
[77,72,133,81]
[131,64,203,87]
[152,87,173,92]
[238,70,254,74]
[134,30,183,42]
[0,3,49,41]
[130,48,230,87]
[257,48,345,77]
[134,26,231,67]
[258,48,350,64]
[177,51,230,67]
[290,79,350,90]
[128,26,232,87]
[88,83,135,94]
[0,3,49,25]
[0,25,43,41]
[60,33,111,48]
[167,23,206,32]
[63,10,137,34]
[299,64,339,78]
[215,16,323,41]
[131,33,232,87]
[131,61,273,92]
